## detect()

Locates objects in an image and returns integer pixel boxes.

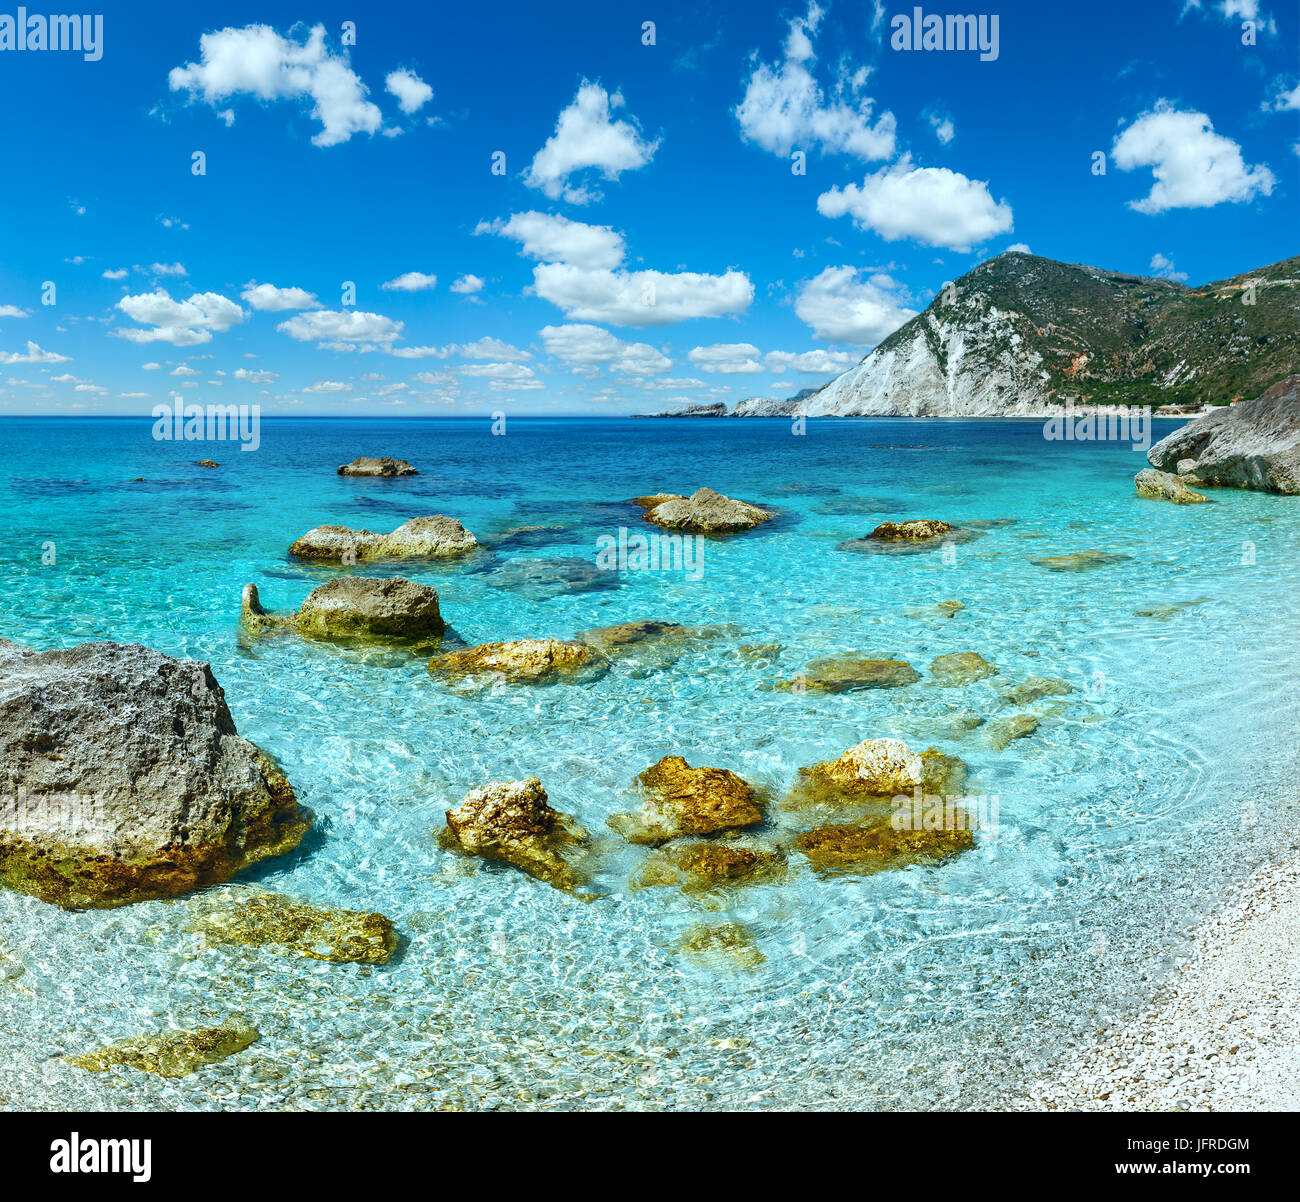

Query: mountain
[800,252,1300,417]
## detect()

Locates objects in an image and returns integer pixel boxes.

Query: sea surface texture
[2,416,1297,1110]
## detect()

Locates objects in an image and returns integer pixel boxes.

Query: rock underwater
[0,639,312,908]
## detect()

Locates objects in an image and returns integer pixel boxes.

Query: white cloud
[459,362,544,391]
[531,264,753,327]
[794,267,917,346]
[450,274,485,294]
[1183,0,1276,36]
[385,68,433,115]
[524,81,659,203]
[735,2,895,161]
[390,336,532,361]
[303,380,350,393]
[817,156,1013,251]
[241,281,320,310]
[0,341,70,365]
[540,323,671,376]
[0,305,28,318]
[381,271,437,292]
[277,309,404,348]
[101,268,128,280]
[234,367,277,383]
[1112,102,1275,213]
[476,210,626,270]
[168,24,382,147]
[1149,252,1189,282]
[687,343,765,374]
[169,365,199,376]
[145,262,188,277]
[115,289,245,346]
[141,362,162,371]
[764,348,860,375]
[1268,79,1300,111]
[1006,242,1032,254]
[928,113,955,145]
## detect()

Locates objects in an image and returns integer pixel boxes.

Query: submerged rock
[795,817,973,877]
[1146,376,1300,494]
[929,651,998,686]
[1134,468,1208,504]
[439,777,588,892]
[1029,550,1131,572]
[289,515,477,561]
[189,889,398,965]
[428,638,607,686]
[197,459,219,468]
[999,676,1072,706]
[473,555,619,600]
[985,712,1040,750]
[676,922,765,970]
[640,487,773,534]
[630,838,786,892]
[242,577,445,642]
[67,1020,259,1078]
[0,640,311,909]
[777,655,920,693]
[608,756,765,845]
[338,456,419,477]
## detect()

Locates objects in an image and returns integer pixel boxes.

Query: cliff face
[799,252,1300,416]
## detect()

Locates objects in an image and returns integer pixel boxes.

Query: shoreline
[1020,844,1300,1112]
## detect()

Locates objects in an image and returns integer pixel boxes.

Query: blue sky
[0,0,1295,415]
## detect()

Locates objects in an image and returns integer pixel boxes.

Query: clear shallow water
[1,416,1298,1110]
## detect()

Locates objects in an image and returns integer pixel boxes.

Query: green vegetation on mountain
[873,251,1300,407]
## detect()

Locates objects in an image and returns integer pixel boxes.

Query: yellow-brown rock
[440,777,588,892]
[607,756,764,845]
[428,638,607,685]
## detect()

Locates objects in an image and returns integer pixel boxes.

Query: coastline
[1021,846,1300,1112]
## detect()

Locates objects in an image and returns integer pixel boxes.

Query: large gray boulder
[242,577,445,641]
[289,515,477,561]
[0,640,311,908]
[1147,376,1300,494]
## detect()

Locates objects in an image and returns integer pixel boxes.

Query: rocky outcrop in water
[428,638,607,685]
[439,777,588,891]
[871,519,953,541]
[640,487,772,534]
[1134,468,1208,504]
[607,755,765,845]
[338,456,419,477]
[1146,376,1300,494]
[0,640,311,908]
[242,577,445,641]
[289,516,477,561]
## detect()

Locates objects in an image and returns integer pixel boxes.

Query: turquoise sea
[2,415,1298,1110]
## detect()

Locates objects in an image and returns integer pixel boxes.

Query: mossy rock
[676,922,765,970]
[67,1020,258,1078]
[189,890,398,965]
[795,817,974,876]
